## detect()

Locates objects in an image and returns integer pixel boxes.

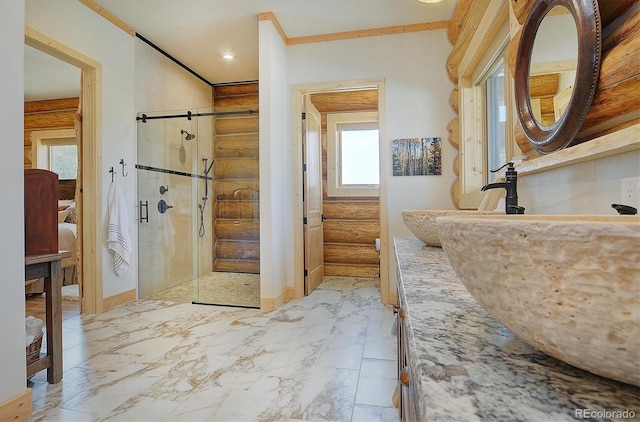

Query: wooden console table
[25,251,71,383]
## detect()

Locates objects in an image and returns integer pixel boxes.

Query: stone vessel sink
[436,214,640,386]
[402,210,502,247]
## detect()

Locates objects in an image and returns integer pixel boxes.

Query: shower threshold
[149,271,260,309]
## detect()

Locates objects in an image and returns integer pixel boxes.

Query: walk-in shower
[136,107,260,308]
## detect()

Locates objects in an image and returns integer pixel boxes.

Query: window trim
[326,111,379,197]
[459,18,516,209]
[481,45,510,182]
[31,128,77,178]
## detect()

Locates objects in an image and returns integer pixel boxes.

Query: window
[48,144,78,179]
[31,129,78,180]
[458,17,514,208]
[327,112,379,197]
[483,54,508,182]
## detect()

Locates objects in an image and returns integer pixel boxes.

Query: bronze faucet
[481,162,525,214]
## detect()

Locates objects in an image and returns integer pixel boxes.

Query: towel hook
[120,159,128,177]
[109,166,115,182]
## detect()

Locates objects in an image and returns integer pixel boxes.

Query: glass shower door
[193,87,261,308]
[136,109,201,301]
[136,104,260,308]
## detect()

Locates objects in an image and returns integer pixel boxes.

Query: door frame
[26,27,103,313]
[291,78,389,303]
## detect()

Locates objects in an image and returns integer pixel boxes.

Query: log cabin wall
[310,90,381,278]
[212,83,260,273]
[447,0,639,208]
[24,98,79,199]
[24,97,79,169]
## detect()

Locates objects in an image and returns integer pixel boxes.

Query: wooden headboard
[58,179,76,201]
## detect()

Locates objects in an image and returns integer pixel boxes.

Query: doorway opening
[25,27,103,313]
[293,79,389,303]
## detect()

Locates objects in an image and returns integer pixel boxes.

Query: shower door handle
[139,200,149,222]
[157,199,173,214]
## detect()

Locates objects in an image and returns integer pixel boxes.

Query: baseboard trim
[260,287,293,312]
[285,286,297,300]
[0,388,31,422]
[103,288,136,311]
[388,292,398,306]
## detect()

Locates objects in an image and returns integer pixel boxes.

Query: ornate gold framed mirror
[515,0,602,154]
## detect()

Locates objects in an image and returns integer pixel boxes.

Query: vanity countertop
[394,237,639,421]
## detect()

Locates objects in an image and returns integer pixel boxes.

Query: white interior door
[303,95,324,295]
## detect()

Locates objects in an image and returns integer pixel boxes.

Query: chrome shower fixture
[181,129,195,140]
[202,157,214,176]
[198,157,215,238]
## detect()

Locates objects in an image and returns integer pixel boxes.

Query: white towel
[107,180,131,276]
[25,316,43,336]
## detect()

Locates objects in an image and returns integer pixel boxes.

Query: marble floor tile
[351,404,399,422]
[28,407,98,422]
[291,366,360,421]
[315,333,366,370]
[363,317,397,361]
[354,358,398,408]
[27,277,399,422]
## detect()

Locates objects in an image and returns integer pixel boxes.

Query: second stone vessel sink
[401,209,501,247]
[436,214,640,386]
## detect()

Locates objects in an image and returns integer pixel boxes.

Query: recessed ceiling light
[416,0,444,3]
[223,54,234,60]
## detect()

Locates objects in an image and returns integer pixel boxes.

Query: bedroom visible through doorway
[26,27,103,314]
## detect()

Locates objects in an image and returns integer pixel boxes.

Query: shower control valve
[157,199,173,214]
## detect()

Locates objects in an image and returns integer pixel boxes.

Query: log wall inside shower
[212,82,260,273]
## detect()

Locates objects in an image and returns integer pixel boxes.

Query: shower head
[181,130,195,140]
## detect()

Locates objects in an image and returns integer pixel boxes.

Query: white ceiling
[25,0,457,101]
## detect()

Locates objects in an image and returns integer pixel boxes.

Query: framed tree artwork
[392,137,441,176]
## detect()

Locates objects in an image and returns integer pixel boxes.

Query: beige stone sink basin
[436,214,640,386]
[402,210,502,247]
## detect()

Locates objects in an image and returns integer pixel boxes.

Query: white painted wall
[519,150,640,214]
[259,21,291,299]
[26,0,137,299]
[286,30,457,293]
[0,0,27,405]
[134,39,212,112]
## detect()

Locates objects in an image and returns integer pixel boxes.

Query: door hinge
[301,112,306,120]
[303,163,307,172]
[303,217,308,224]
[304,269,308,276]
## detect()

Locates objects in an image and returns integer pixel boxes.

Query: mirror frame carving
[515,0,601,154]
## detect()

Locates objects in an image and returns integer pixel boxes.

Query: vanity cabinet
[395,284,420,421]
